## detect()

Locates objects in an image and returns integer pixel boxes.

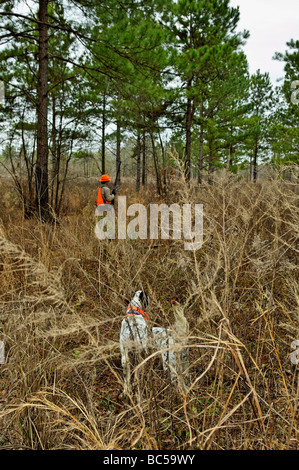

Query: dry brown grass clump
[0,169,298,450]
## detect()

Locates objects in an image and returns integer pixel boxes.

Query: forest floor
[0,170,298,450]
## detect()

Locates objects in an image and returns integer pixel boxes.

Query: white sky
[230,0,299,85]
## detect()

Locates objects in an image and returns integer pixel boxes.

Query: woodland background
[0,0,298,451]
[0,0,298,217]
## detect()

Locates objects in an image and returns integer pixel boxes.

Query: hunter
[96,174,115,207]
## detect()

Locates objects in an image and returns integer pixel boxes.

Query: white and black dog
[120,290,189,395]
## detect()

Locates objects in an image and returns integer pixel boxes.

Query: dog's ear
[143,292,149,308]
[135,290,149,308]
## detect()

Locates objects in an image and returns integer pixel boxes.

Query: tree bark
[184,79,197,181]
[142,129,146,186]
[227,126,234,169]
[116,90,121,186]
[150,131,162,195]
[185,93,192,181]
[101,90,106,174]
[208,139,214,185]
[35,0,49,220]
[253,135,258,182]
[227,143,232,168]
[54,100,64,213]
[198,127,204,184]
[20,108,35,215]
[197,101,204,184]
[136,128,141,192]
[50,95,57,208]
[158,129,166,192]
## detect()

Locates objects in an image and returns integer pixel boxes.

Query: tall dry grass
[0,169,298,450]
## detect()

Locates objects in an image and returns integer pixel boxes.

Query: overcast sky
[3,0,299,88]
[230,0,299,85]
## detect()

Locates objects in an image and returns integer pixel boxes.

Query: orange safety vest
[126,305,149,321]
[96,187,112,206]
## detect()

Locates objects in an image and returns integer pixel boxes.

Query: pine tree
[193,49,250,179]
[272,39,299,167]
[248,70,273,181]
[0,1,93,216]
[161,0,246,180]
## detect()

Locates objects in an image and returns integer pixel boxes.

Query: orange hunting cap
[99,174,111,182]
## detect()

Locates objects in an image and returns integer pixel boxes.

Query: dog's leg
[152,327,177,381]
[175,348,189,395]
[121,345,131,396]
[167,336,178,383]
[131,317,149,401]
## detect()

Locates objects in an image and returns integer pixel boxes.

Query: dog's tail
[171,300,189,338]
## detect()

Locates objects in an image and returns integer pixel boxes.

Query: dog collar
[126,305,149,320]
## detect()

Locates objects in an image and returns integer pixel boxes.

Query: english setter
[120,290,189,395]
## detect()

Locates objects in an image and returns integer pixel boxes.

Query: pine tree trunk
[50,96,57,209]
[253,135,258,182]
[208,139,214,185]
[101,91,106,174]
[142,129,146,186]
[159,130,166,191]
[21,111,34,215]
[136,129,141,192]
[35,0,49,220]
[116,91,121,186]
[185,94,192,181]
[150,131,162,195]
[227,127,234,169]
[185,79,197,181]
[116,121,121,186]
[198,124,204,184]
[227,143,232,168]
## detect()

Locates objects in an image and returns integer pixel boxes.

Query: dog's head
[131,290,149,311]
